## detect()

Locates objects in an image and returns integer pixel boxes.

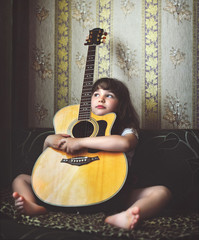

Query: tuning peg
[101,39,106,44]
[84,36,89,45]
[101,35,106,44]
[84,39,91,45]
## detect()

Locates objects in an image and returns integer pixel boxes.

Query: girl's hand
[43,134,71,151]
[59,138,85,154]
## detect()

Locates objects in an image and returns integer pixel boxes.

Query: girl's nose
[98,96,105,102]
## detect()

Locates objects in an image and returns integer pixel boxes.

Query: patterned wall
[28,0,199,129]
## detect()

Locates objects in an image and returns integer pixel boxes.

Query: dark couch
[0,128,199,240]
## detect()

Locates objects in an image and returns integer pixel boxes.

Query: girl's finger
[60,134,71,138]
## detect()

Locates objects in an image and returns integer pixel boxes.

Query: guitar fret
[84,78,93,82]
[82,88,92,93]
[79,116,90,120]
[79,115,90,119]
[86,66,94,69]
[79,111,90,114]
[87,58,94,62]
[80,99,91,103]
[80,105,91,109]
[84,79,93,83]
[83,78,93,82]
[83,85,92,89]
[83,83,92,86]
[80,97,91,101]
[87,56,95,59]
[78,45,96,121]
[81,92,91,95]
[88,49,95,54]
[79,112,90,115]
[79,111,91,115]
[84,74,93,76]
[83,84,93,87]
[85,70,94,74]
[79,109,90,113]
[80,101,90,105]
[86,60,95,64]
[79,112,91,117]
[87,55,95,59]
[81,97,91,100]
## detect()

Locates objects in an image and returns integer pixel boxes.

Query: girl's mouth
[96,105,105,109]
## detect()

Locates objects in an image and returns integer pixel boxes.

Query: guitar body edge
[31,104,128,207]
[32,148,128,207]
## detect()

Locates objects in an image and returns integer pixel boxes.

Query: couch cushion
[1,188,199,239]
[131,130,199,207]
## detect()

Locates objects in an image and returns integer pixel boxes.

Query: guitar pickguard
[96,120,108,136]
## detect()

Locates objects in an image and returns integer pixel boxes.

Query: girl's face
[91,88,119,116]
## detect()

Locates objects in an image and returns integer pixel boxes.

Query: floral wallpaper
[28,0,199,129]
[28,0,55,127]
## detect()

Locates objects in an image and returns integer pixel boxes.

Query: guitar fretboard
[78,45,96,120]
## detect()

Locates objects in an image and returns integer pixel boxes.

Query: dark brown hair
[92,78,140,134]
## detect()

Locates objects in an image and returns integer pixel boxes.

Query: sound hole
[72,121,94,138]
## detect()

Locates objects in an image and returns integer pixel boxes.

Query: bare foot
[105,206,140,229]
[12,192,47,216]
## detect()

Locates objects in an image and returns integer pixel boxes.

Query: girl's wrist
[77,138,86,149]
[43,140,49,151]
[45,135,51,146]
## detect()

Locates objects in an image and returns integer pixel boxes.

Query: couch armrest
[12,128,54,178]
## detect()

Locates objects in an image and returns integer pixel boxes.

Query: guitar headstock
[84,28,107,46]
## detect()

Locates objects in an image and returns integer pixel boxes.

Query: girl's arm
[59,134,138,154]
[43,134,71,151]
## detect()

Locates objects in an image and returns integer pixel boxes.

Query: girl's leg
[105,185,172,229]
[12,174,47,216]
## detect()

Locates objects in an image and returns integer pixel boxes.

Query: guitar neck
[79,45,96,121]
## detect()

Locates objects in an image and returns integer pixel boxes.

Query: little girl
[12,78,172,229]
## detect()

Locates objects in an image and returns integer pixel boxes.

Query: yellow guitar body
[32,105,128,207]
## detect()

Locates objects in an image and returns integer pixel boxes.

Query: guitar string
[79,45,96,137]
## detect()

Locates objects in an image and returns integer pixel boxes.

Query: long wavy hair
[92,78,140,134]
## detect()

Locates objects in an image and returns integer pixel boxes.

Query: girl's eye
[94,93,99,97]
[107,94,114,98]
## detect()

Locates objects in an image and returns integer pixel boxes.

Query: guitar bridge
[61,156,99,166]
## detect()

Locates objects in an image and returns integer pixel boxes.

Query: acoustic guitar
[31,28,128,207]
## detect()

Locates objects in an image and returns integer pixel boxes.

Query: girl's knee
[156,186,172,200]
[12,174,30,187]
[13,174,27,181]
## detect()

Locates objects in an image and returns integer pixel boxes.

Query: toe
[13,192,20,199]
